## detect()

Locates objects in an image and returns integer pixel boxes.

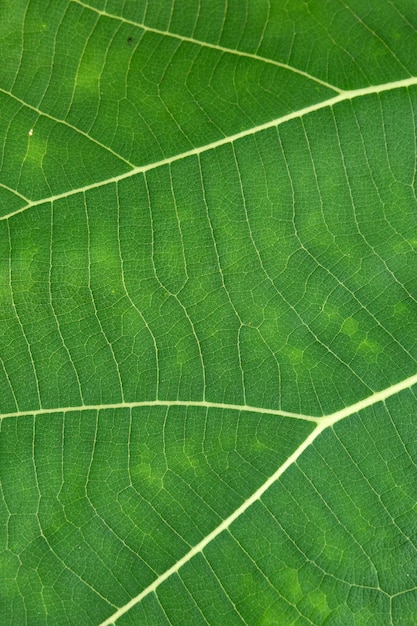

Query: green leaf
[1,1,417,624]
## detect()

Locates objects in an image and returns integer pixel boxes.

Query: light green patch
[358,338,383,363]
[131,462,165,490]
[322,302,342,322]
[26,134,47,165]
[305,589,330,616]
[341,316,358,337]
[394,301,408,316]
[252,439,269,453]
[285,568,303,602]
[285,346,304,365]
[75,61,101,93]
[89,243,116,268]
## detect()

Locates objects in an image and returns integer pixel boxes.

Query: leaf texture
[1,1,417,624]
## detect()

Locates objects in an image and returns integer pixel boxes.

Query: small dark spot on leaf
[127,37,133,45]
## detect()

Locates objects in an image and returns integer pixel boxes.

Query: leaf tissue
[1,1,417,624]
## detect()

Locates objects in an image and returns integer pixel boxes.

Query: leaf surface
[1,1,417,624]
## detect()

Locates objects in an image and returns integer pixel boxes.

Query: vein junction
[2,370,417,423]
[97,369,417,625]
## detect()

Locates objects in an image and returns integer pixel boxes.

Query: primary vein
[2,76,417,222]
[97,368,417,624]
[0,399,317,422]
[2,371,417,423]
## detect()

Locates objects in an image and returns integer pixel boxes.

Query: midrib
[2,369,417,423]
[94,367,417,625]
[2,76,417,221]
